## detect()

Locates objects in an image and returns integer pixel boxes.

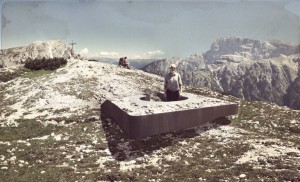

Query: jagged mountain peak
[141,56,182,76]
[186,53,203,60]
[143,36,300,109]
[212,36,296,47]
[204,36,299,63]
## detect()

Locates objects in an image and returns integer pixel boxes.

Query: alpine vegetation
[0,40,299,181]
[24,57,67,71]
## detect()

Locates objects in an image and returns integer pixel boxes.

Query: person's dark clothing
[164,71,182,101]
[166,89,180,101]
[119,57,130,69]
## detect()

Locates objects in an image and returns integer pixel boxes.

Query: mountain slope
[143,37,300,109]
[0,40,79,68]
[203,37,299,63]
[142,57,181,76]
[216,56,298,105]
[284,76,300,109]
[0,59,299,181]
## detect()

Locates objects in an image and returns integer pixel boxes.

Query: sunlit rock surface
[0,40,79,67]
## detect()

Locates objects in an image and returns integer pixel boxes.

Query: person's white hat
[170,64,176,68]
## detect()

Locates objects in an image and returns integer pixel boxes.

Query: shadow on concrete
[155,92,189,102]
[156,92,166,101]
[100,112,231,161]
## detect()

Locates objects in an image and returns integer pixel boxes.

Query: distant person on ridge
[164,64,182,101]
[119,57,123,66]
[119,57,130,69]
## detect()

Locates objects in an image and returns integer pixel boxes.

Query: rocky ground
[0,59,299,181]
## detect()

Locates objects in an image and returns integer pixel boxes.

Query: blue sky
[1,0,300,59]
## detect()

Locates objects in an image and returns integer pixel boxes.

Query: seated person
[119,57,130,69]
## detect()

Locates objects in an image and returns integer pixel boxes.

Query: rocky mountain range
[204,37,299,63]
[143,37,300,109]
[0,40,80,68]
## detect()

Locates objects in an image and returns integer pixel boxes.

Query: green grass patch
[0,165,81,182]
[24,69,54,79]
[0,119,58,141]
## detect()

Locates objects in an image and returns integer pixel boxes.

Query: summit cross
[69,40,77,52]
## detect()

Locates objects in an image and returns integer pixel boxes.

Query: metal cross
[69,40,77,51]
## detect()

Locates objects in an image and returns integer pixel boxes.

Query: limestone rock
[284,76,300,109]
[217,57,298,105]
[0,40,79,68]
[142,57,181,76]
[143,37,300,108]
[203,37,299,63]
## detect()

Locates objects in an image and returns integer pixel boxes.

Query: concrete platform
[101,93,238,139]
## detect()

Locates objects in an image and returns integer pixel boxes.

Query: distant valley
[88,57,160,69]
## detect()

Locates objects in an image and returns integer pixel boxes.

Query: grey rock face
[203,37,299,63]
[284,76,300,110]
[180,57,298,106]
[142,57,181,76]
[217,58,298,105]
[177,54,206,72]
[0,40,78,67]
[284,57,300,109]
[143,37,300,108]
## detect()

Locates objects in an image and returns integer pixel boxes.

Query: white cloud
[96,51,120,58]
[146,50,165,57]
[141,50,165,59]
[79,48,89,56]
[130,54,142,59]
[91,50,165,59]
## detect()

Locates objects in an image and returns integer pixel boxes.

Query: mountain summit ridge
[143,37,300,109]
[0,40,80,68]
[204,36,299,63]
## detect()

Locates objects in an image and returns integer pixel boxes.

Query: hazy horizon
[1,0,300,59]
